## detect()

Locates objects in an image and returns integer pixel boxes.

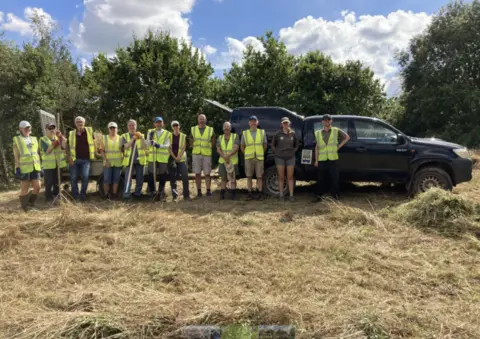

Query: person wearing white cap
[40,122,67,203]
[168,120,190,202]
[99,122,123,199]
[68,116,95,201]
[217,121,239,200]
[13,121,42,211]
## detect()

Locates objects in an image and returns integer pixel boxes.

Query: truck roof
[233,106,304,118]
[304,115,384,122]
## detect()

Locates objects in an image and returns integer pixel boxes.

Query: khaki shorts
[219,163,239,180]
[245,158,264,178]
[192,154,212,175]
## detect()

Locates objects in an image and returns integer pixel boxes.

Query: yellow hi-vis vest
[219,133,238,165]
[40,136,67,170]
[13,136,41,174]
[121,132,147,166]
[315,127,339,161]
[68,127,95,161]
[191,125,213,156]
[103,135,123,167]
[148,129,170,163]
[243,129,265,160]
[169,132,187,163]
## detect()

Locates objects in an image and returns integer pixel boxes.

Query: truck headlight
[453,148,471,159]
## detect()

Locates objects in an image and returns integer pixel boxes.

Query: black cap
[322,114,332,121]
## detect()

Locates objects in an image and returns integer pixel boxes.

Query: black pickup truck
[205,100,474,196]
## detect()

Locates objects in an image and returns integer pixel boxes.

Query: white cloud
[0,7,55,36]
[0,12,4,24]
[70,0,195,54]
[214,36,265,69]
[278,10,432,96]
[203,44,217,55]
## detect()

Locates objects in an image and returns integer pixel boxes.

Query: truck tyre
[412,167,453,195]
[97,173,125,199]
[262,165,295,196]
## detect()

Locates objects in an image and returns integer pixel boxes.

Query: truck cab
[205,100,473,196]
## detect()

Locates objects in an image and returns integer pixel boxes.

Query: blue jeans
[103,166,121,185]
[70,159,90,200]
[124,162,144,196]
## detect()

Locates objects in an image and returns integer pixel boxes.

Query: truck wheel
[412,167,453,194]
[262,166,294,196]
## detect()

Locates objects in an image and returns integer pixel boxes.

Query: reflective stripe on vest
[103,135,123,167]
[191,126,213,156]
[169,132,187,163]
[121,133,147,166]
[40,136,67,169]
[13,136,41,174]
[243,129,265,160]
[148,130,170,163]
[219,133,238,165]
[315,127,339,161]
[69,127,95,161]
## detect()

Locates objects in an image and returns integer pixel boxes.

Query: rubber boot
[220,189,226,200]
[28,194,38,208]
[230,189,237,200]
[19,195,30,212]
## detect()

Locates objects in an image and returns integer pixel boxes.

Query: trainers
[172,196,178,203]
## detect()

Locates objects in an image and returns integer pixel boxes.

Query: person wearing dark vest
[121,119,148,199]
[13,120,42,211]
[272,117,299,202]
[147,116,171,201]
[190,113,216,197]
[68,116,95,202]
[40,122,67,203]
[314,114,350,200]
[99,122,123,199]
[169,120,190,202]
[217,121,240,200]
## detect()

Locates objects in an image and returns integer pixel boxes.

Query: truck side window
[313,120,349,143]
[355,120,399,144]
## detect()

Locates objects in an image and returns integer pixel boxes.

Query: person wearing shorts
[190,113,216,197]
[216,122,239,200]
[13,120,42,211]
[241,115,267,200]
[272,117,299,201]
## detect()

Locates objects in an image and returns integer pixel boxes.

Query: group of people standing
[13,112,349,211]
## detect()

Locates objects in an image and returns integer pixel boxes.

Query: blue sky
[0,0,453,95]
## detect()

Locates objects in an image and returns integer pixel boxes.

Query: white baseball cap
[75,116,86,123]
[19,121,31,128]
[108,122,118,128]
[171,120,180,127]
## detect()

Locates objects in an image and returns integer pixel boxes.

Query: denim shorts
[275,156,295,167]
[104,166,122,184]
[20,170,40,181]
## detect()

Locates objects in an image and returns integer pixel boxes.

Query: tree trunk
[0,133,11,189]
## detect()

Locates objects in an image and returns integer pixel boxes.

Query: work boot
[257,192,265,201]
[220,189,226,200]
[19,195,30,212]
[230,189,237,200]
[28,194,38,208]
[247,192,254,201]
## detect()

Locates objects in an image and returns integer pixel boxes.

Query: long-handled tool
[152,137,158,202]
[123,141,137,198]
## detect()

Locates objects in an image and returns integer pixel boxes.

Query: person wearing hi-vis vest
[40,122,67,203]
[217,121,239,200]
[13,121,42,211]
[241,115,268,201]
[99,122,123,199]
[314,114,350,200]
[148,116,171,201]
[68,116,95,202]
[190,113,216,197]
[168,120,190,202]
[121,119,148,199]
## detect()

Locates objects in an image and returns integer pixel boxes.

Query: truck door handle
[356,147,367,152]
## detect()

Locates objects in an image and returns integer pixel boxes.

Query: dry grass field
[1,162,479,338]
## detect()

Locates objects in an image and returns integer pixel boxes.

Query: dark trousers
[44,168,60,201]
[170,162,190,199]
[317,160,339,198]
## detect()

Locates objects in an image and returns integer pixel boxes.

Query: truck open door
[203,99,233,113]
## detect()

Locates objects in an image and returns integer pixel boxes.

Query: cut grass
[0,171,479,338]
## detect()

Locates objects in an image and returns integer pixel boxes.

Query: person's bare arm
[13,143,20,168]
[189,135,194,148]
[211,135,217,148]
[338,130,350,150]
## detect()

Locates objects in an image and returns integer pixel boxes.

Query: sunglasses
[109,127,117,129]
[172,124,179,127]
[48,126,56,130]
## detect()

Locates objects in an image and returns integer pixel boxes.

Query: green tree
[399,0,480,146]
[83,30,214,133]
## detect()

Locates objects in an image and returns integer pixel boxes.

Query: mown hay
[388,188,480,234]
